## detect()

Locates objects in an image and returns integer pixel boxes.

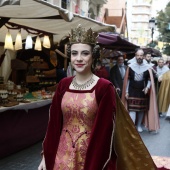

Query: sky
[151,0,170,17]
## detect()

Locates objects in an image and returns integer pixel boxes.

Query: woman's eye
[82,52,90,56]
[71,52,77,56]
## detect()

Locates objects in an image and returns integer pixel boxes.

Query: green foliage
[156,2,170,55]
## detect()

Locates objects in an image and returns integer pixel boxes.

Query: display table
[0,99,52,159]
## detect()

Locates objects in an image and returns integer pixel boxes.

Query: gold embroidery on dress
[53,90,98,170]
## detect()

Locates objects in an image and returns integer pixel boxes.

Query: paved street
[0,117,170,170]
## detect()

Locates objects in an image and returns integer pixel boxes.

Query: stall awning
[97,32,139,52]
[0,0,116,45]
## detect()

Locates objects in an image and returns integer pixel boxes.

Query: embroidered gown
[43,77,157,170]
[53,89,98,170]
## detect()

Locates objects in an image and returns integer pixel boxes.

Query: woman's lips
[75,64,84,67]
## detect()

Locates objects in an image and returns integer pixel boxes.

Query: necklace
[72,74,95,90]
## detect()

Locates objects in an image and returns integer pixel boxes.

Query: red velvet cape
[43,77,117,170]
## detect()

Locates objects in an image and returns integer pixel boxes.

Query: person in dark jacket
[110,55,127,97]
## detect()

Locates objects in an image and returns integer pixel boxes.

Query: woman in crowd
[94,60,109,79]
[38,25,157,170]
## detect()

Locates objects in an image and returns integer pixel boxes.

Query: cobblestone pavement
[0,117,169,170]
[0,142,42,170]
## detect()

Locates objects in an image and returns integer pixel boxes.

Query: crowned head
[69,24,98,45]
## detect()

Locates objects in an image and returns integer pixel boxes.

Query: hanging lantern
[15,30,22,50]
[34,36,42,51]
[43,35,51,48]
[25,35,33,49]
[4,31,14,50]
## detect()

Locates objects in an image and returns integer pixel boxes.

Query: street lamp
[149,17,156,44]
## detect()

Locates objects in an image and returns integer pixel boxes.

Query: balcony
[132,10,150,15]
[132,19,150,23]
[132,3,151,7]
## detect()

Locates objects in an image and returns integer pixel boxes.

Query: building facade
[46,0,107,21]
[101,0,127,35]
[126,0,170,47]
[126,0,152,46]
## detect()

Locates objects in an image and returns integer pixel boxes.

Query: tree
[156,2,170,55]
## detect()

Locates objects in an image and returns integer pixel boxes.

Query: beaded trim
[71,75,95,90]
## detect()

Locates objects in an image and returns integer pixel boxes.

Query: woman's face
[71,43,93,74]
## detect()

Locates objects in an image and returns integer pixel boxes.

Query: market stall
[0,99,52,158]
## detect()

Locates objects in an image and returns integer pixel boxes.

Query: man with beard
[121,48,159,133]
[144,52,152,64]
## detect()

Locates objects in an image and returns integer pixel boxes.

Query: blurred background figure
[156,58,169,117]
[43,51,66,84]
[94,60,109,79]
[101,57,110,77]
[156,58,169,80]
[158,70,170,118]
[110,55,127,97]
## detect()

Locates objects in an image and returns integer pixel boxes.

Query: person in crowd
[165,59,170,69]
[121,48,159,133]
[109,58,115,69]
[144,52,154,66]
[156,58,169,116]
[158,70,170,118]
[38,25,157,170]
[94,60,109,79]
[101,57,110,73]
[156,58,169,82]
[43,51,66,84]
[144,52,158,87]
[110,55,127,97]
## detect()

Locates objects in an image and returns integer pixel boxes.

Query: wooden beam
[0,17,10,28]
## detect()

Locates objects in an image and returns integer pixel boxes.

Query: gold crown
[69,24,97,44]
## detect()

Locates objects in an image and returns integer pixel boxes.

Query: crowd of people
[94,49,170,129]
[38,25,169,170]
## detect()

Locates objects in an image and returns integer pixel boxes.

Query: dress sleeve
[84,82,116,170]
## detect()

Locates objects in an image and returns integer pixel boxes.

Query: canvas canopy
[97,32,139,52]
[0,0,116,46]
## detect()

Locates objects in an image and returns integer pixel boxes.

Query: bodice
[53,90,98,170]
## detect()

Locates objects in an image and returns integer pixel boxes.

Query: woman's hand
[38,156,46,170]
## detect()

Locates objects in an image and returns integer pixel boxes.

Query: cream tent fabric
[0,0,116,44]
[0,0,116,81]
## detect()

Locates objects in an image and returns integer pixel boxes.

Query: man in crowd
[155,58,169,117]
[110,55,127,97]
[156,58,169,81]
[122,48,159,133]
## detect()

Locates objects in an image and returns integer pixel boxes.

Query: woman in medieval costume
[38,25,157,170]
